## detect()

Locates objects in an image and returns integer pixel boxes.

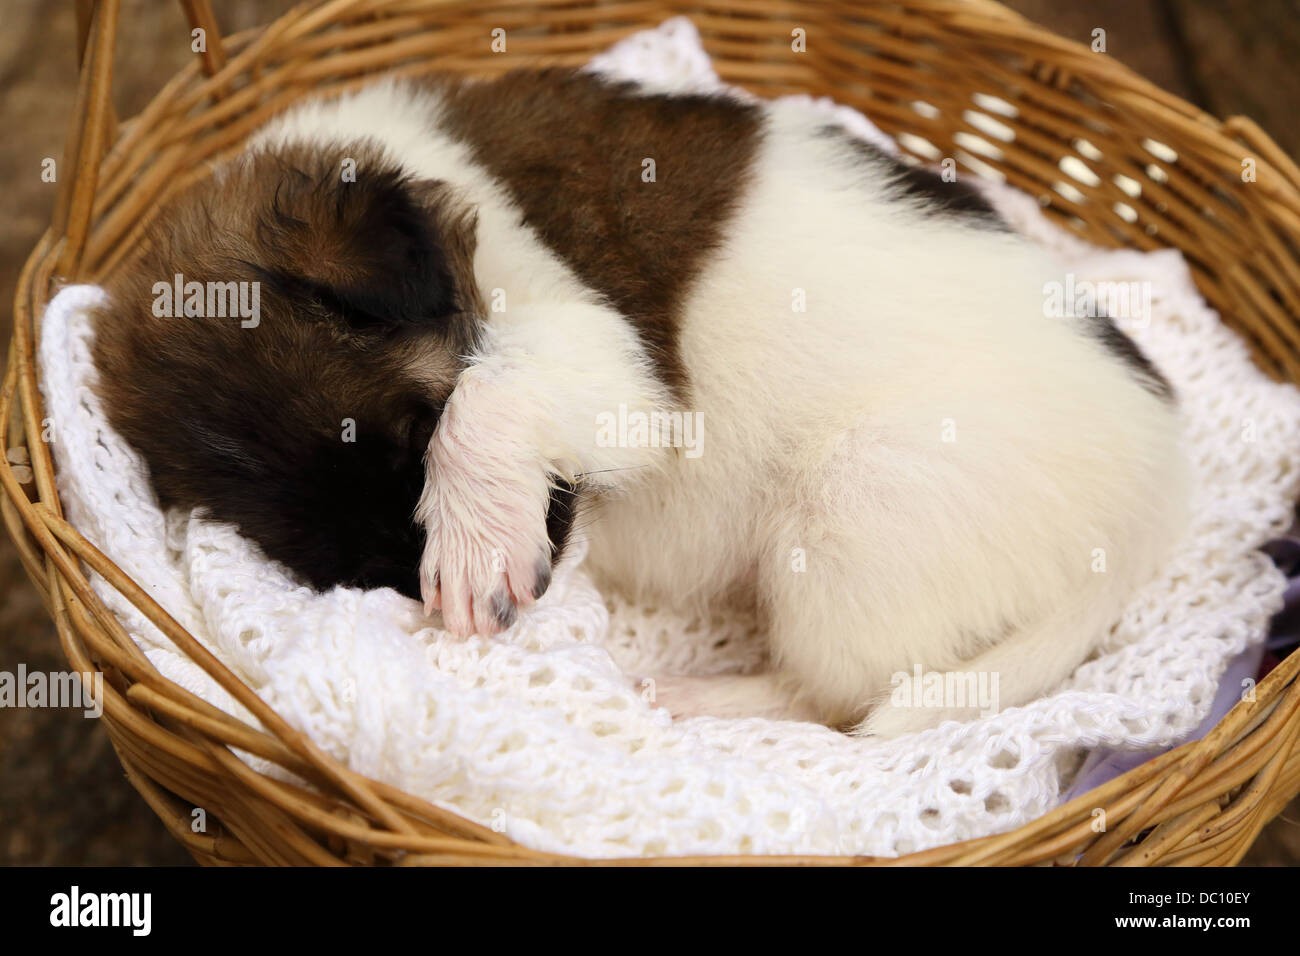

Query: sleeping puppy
[91,71,1188,737]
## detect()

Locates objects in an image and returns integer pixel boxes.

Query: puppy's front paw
[416,374,555,637]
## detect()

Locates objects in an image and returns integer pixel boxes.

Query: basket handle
[53,0,228,279]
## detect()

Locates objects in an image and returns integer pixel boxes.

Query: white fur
[253,80,1188,736]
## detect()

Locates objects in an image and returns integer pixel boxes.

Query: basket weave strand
[5,0,1300,865]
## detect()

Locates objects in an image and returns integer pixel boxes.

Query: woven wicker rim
[4,0,1300,865]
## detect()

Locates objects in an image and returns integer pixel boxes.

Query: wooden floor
[0,1,1297,865]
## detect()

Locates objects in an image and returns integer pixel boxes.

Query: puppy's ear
[249,151,480,336]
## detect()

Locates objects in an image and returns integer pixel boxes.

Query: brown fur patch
[434,69,763,398]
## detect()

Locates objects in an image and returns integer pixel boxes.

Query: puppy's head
[92,141,483,599]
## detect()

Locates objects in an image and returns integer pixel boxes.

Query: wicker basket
[6,0,1300,866]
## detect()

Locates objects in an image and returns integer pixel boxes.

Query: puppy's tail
[855,593,1140,740]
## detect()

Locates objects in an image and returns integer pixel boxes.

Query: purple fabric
[1062,535,1300,803]
[1265,576,1300,650]
[1063,641,1265,801]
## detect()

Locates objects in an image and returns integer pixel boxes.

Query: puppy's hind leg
[758,532,1120,740]
[759,446,1182,740]
[753,425,1159,739]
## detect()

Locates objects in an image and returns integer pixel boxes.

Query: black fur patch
[888,162,1006,224]
[545,480,579,564]
[149,345,440,602]
[1088,314,1174,401]
[818,125,1008,229]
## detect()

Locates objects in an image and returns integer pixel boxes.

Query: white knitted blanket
[37,19,1300,858]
